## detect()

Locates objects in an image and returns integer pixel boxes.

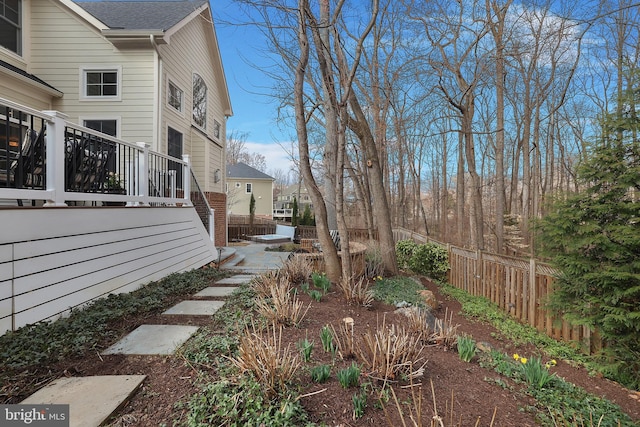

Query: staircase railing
[189,168,214,240]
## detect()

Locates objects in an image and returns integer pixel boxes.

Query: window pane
[86,72,102,84]
[2,0,20,25]
[103,72,117,84]
[86,85,102,96]
[168,82,182,111]
[84,119,117,137]
[168,127,183,187]
[0,0,21,54]
[103,84,117,96]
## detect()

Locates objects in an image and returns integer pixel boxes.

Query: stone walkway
[19,243,287,427]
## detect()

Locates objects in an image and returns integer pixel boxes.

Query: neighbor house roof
[227,162,274,181]
[75,0,207,30]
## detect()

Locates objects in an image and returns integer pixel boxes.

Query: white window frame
[213,120,221,139]
[246,183,252,193]
[192,73,207,129]
[79,116,121,137]
[80,65,122,101]
[167,79,184,114]
[0,0,22,56]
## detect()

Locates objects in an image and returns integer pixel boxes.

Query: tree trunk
[294,0,341,282]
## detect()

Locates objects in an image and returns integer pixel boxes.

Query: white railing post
[182,154,191,203]
[209,207,215,242]
[42,111,68,207]
[136,142,149,205]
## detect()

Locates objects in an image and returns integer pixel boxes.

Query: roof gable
[227,163,274,181]
[74,0,207,31]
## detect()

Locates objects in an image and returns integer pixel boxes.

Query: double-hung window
[246,183,252,193]
[0,0,21,55]
[168,80,183,112]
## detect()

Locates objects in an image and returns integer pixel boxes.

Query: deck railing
[0,97,192,208]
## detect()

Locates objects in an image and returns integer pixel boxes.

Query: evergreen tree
[537,86,640,389]
[301,204,314,226]
[249,193,256,234]
[291,197,298,227]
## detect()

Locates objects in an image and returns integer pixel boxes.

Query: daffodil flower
[513,354,520,361]
[520,357,528,364]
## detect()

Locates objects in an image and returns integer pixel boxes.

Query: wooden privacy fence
[394,228,597,353]
[228,223,378,242]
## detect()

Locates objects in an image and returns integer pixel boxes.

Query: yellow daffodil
[513,354,520,361]
[551,359,557,366]
[520,357,528,364]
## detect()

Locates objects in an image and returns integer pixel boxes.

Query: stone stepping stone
[162,300,225,316]
[215,275,256,285]
[194,286,237,297]
[103,325,199,355]
[21,375,146,427]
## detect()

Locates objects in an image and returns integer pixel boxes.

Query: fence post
[476,249,483,296]
[136,142,149,205]
[209,207,215,242]
[529,258,537,329]
[42,111,68,207]
[182,154,191,204]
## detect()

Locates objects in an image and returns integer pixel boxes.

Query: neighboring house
[226,162,274,218]
[274,184,313,210]
[0,0,231,245]
[273,184,313,221]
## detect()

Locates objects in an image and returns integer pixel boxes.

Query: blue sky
[212,0,297,176]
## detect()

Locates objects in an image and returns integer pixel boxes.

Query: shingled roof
[75,0,207,31]
[227,162,274,181]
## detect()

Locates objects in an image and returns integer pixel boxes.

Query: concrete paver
[102,325,199,355]
[194,287,238,297]
[21,375,146,427]
[162,300,225,315]
[215,276,256,285]
[221,243,289,273]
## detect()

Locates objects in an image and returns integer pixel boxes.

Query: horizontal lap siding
[30,2,155,142]
[0,245,12,334]
[0,207,216,334]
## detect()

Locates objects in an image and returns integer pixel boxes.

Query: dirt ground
[5,275,640,426]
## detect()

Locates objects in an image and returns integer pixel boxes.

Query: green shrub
[395,240,418,269]
[407,242,449,281]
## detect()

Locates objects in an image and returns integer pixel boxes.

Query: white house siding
[190,129,206,187]
[0,206,216,334]
[208,140,224,193]
[161,11,226,190]
[0,75,53,111]
[29,1,155,142]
